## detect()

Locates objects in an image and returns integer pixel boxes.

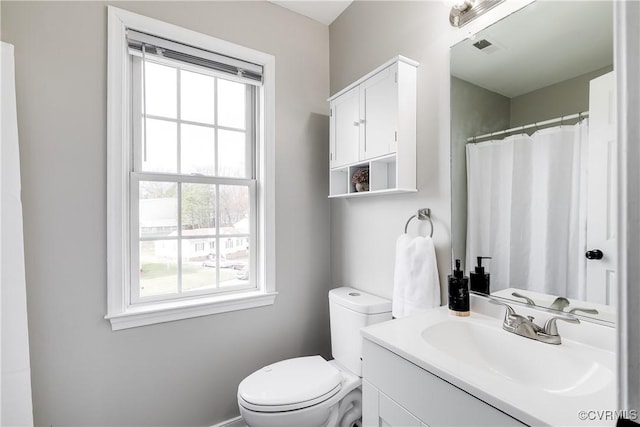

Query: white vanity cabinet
[328,56,417,198]
[362,339,527,427]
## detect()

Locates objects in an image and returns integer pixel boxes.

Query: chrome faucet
[490,299,580,345]
[513,293,600,317]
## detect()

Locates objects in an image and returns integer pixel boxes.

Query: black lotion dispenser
[448,259,470,317]
[470,256,492,295]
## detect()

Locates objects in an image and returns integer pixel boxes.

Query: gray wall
[329,1,462,301]
[510,66,613,127]
[450,77,510,270]
[1,2,331,425]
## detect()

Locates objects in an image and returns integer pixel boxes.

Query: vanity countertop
[360,304,616,427]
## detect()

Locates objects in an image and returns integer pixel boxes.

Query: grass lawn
[140,261,244,297]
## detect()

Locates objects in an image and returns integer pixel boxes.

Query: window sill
[105,291,278,331]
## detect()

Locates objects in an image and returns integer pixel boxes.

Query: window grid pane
[181,124,216,175]
[181,69,215,124]
[176,180,183,294]
[217,78,247,130]
[135,178,253,302]
[142,119,178,173]
[138,63,252,179]
[133,54,256,304]
[144,61,177,119]
[139,240,178,298]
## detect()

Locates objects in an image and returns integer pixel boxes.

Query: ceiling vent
[473,38,501,55]
[473,39,493,50]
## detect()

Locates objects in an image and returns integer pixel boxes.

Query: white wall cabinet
[362,339,527,427]
[328,56,418,198]
[331,86,361,168]
[360,65,398,160]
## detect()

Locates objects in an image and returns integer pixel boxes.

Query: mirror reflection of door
[586,72,617,305]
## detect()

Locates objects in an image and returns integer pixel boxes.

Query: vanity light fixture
[449,0,505,28]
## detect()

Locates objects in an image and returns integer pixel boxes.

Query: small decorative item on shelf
[352,168,369,192]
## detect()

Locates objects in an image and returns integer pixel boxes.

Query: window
[107,7,276,330]
[130,44,256,302]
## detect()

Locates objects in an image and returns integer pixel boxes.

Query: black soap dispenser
[448,259,470,317]
[470,256,492,295]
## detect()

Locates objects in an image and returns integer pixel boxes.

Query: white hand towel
[392,234,441,318]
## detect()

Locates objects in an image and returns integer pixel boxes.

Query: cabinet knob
[353,121,360,126]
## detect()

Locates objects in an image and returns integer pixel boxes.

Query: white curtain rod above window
[467,111,589,143]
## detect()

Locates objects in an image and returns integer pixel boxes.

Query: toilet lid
[238,356,342,412]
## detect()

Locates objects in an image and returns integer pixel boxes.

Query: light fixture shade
[449,0,505,27]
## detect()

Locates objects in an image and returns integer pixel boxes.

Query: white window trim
[106,6,276,331]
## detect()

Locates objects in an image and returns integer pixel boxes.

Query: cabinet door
[361,64,398,160]
[378,391,422,427]
[330,86,361,168]
[363,340,526,427]
[362,380,379,427]
[363,380,423,427]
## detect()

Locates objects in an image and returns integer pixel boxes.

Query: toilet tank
[329,287,392,377]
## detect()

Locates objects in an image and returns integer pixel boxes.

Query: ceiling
[269,0,353,25]
[451,1,613,98]
[269,1,613,96]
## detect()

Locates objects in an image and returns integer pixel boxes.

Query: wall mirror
[450,0,615,324]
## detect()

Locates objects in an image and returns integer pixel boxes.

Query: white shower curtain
[1,41,34,427]
[466,120,589,299]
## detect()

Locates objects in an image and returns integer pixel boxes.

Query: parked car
[236,267,249,280]
[230,261,247,270]
[202,254,232,268]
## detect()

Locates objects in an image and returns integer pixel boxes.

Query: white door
[330,86,361,168]
[362,64,398,160]
[586,71,616,305]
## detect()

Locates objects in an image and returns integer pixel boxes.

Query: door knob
[585,249,604,260]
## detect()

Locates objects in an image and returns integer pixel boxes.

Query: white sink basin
[360,304,616,426]
[421,320,614,397]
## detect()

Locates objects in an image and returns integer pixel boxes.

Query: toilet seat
[238,356,342,413]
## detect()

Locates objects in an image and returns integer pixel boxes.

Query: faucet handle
[489,298,515,316]
[489,299,520,326]
[511,292,536,306]
[549,297,570,311]
[568,307,599,315]
[543,315,580,336]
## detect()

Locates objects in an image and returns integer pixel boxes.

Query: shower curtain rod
[467,111,589,143]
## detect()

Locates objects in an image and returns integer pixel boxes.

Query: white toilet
[237,287,392,427]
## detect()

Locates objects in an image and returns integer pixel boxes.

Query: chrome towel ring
[404,208,434,238]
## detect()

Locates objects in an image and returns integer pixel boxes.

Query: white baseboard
[211,415,246,427]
